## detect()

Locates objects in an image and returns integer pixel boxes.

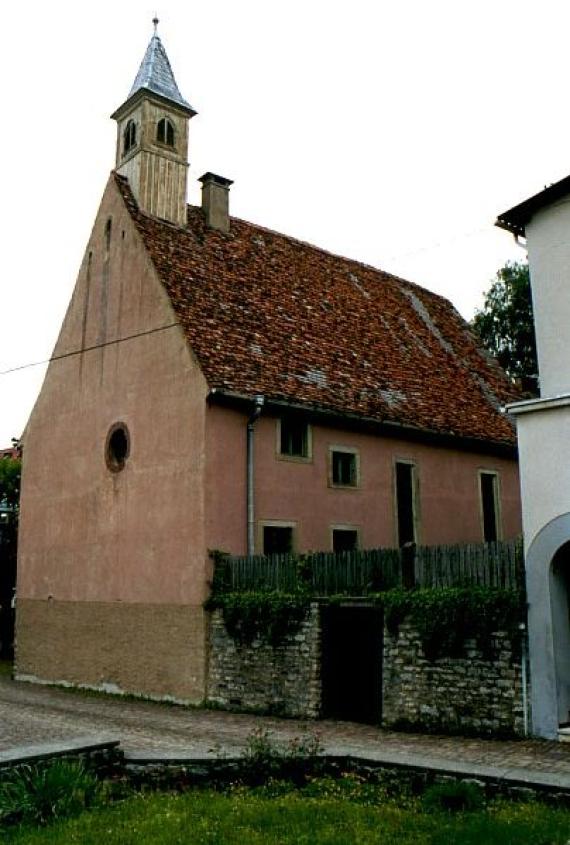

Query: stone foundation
[207,604,321,717]
[382,619,528,735]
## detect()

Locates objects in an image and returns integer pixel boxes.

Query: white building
[498,176,570,738]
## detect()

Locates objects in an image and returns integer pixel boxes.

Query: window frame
[330,524,361,553]
[478,469,502,543]
[328,445,360,489]
[259,520,297,556]
[122,119,137,157]
[156,117,176,148]
[393,458,420,546]
[276,417,312,463]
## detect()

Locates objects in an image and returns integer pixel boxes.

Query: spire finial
[152,16,159,35]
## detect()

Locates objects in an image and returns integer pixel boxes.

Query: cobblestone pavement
[2,672,570,775]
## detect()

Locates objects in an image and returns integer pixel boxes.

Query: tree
[0,450,20,659]
[0,456,21,523]
[472,261,538,394]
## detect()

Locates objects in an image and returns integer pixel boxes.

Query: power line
[384,225,493,264]
[0,323,179,377]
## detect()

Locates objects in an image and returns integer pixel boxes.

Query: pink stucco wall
[205,406,521,555]
[18,176,209,606]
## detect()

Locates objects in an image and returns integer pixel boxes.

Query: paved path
[3,673,570,782]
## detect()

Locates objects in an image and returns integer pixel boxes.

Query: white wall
[527,199,570,397]
[515,402,570,550]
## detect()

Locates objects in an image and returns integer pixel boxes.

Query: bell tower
[111,19,196,226]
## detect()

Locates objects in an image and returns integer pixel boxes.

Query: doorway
[321,604,383,723]
[550,542,570,726]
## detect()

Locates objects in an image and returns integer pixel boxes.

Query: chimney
[199,172,233,233]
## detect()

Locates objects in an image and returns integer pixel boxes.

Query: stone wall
[382,619,528,735]
[207,604,321,718]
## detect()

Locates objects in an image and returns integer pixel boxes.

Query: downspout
[247,395,265,556]
[520,621,529,736]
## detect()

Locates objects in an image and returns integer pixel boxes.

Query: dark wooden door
[321,605,383,724]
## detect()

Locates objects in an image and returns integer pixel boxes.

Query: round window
[105,423,130,472]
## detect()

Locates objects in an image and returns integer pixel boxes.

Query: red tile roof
[114,173,518,449]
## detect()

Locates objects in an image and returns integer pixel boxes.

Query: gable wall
[16,177,209,700]
[205,406,521,554]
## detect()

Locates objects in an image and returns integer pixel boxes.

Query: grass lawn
[4,779,570,845]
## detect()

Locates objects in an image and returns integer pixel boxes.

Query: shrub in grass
[422,779,485,813]
[0,759,104,827]
[239,728,323,785]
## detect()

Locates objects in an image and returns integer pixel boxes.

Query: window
[479,471,501,542]
[279,417,310,459]
[157,117,175,147]
[395,460,418,546]
[331,449,358,487]
[332,528,359,552]
[105,423,130,473]
[263,524,294,556]
[104,218,112,259]
[123,119,136,156]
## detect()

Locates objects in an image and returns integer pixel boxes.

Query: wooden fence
[211,539,525,596]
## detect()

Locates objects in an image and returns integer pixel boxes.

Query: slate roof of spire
[113,173,520,452]
[126,34,196,115]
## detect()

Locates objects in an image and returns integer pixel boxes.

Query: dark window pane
[396,462,415,547]
[332,451,356,486]
[280,418,308,457]
[263,526,293,556]
[480,473,498,542]
[123,120,136,155]
[333,529,358,552]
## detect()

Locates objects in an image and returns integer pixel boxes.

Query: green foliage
[238,727,323,785]
[376,587,525,660]
[0,458,20,508]
[5,780,570,845]
[0,760,104,827]
[206,591,310,645]
[0,457,21,527]
[422,780,485,813]
[472,261,538,392]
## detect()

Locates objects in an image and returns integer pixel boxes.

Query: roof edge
[208,388,518,459]
[111,87,197,121]
[496,173,570,237]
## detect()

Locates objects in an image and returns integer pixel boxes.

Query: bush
[238,727,323,785]
[0,759,104,827]
[422,780,485,813]
[379,587,525,660]
[206,591,310,645]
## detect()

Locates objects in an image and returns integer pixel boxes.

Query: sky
[1,0,569,446]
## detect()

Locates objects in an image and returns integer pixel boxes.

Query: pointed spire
[125,23,196,116]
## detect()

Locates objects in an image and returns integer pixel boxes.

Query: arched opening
[157,117,175,147]
[123,119,137,156]
[550,541,570,726]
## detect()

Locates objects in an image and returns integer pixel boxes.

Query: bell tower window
[123,120,136,156]
[157,118,175,147]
